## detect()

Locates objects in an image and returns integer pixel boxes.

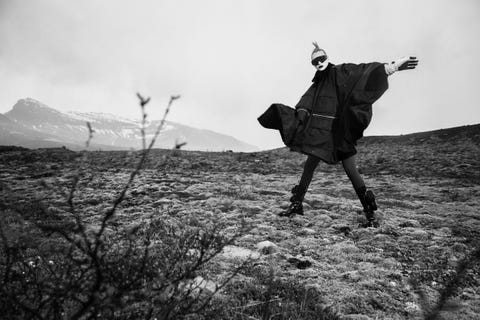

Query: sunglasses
[311,55,328,66]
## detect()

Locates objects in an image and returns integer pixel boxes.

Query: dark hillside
[357,124,480,183]
[0,123,479,319]
[363,124,480,145]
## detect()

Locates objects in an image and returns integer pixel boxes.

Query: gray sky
[1,0,479,149]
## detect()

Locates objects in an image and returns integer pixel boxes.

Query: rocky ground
[0,125,479,319]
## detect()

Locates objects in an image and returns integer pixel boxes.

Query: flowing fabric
[258,62,389,164]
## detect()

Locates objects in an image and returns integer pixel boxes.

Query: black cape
[258,62,389,164]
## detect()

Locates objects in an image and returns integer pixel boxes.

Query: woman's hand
[396,56,419,71]
[385,56,419,75]
[296,108,310,124]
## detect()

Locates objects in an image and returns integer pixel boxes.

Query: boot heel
[279,201,304,217]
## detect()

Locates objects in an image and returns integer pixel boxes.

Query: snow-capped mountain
[1,98,259,152]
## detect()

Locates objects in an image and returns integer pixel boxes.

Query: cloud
[1,0,479,149]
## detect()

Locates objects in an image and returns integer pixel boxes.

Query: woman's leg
[342,155,377,226]
[280,155,321,217]
[341,155,364,190]
[297,155,321,200]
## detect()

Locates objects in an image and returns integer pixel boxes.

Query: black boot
[355,186,378,227]
[289,185,303,202]
[280,185,305,217]
[280,201,304,217]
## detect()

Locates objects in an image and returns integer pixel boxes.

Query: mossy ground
[1,133,479,319]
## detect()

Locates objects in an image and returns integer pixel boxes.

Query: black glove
[397,56,419,71]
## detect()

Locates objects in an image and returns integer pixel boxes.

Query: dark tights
[341,155,365,189]
[297,155,365,199]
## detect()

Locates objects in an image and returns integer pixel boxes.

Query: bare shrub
[0,94,250,319]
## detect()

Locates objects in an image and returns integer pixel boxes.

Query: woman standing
[258,43,418,227]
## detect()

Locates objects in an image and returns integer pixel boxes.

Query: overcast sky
[1,0,479,149]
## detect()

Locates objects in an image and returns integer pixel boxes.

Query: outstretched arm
[384,56,419,75]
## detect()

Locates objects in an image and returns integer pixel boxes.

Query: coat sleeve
[336,63,389,143]
[337,63,389,100]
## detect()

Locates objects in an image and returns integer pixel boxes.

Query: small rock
[194,276,216,292]
[291,215,307,223]
[335,225,352,236]
[405,301,421,313]
[238,234,257,243]
[411,229,429,239]
[287,257,312,269]
[222,245,260,260]
[257,241,278,255]
[202,192,214,198]
[438,227,451,235]
[433,227,452,238]
[205,197,221,206]
[315,214,333,227]
[341,271,361,282]
[341,314,372,320]
[399,219,421,228]
[180,276,217,296]
[316,209,331,215]
[186,249,201,258]
[298,238,321,251]
[244,205,263,214]
[373,234,392,242]
[185,276,215,293]
[153,199,174,206]
[300,227,317,235]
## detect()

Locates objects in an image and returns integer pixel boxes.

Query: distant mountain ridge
[1,98,259,151]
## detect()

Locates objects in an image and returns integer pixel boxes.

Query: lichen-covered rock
[221,245,260,260]
[256,240,278,254]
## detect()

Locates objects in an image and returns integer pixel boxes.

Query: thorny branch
[94,94,180,253]
[86,122,94,148]
[413,246,480,320]
[0,92,260,320]
[137,92,150,151]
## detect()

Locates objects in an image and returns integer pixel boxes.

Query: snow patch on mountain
[1,98,259,152]
[67,111,139,125]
